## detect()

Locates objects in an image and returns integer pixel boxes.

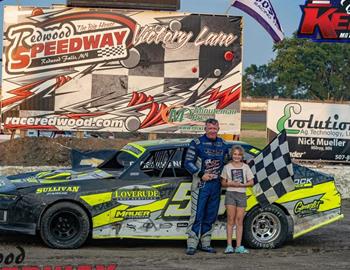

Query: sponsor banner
[298,0,350,42]
[267,100,350,162]
[1,6,242,134]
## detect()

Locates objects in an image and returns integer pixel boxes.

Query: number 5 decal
[163,182,226,218]
[163,182,191,218]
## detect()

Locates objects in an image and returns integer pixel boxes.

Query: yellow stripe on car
[80,192,113,206]
[276,181,341,211]
[245,181,340,213]
[121,143,146,158]
[152,183,169,188]
[129,199,169,212]
[293,214,344,239]
[93,205,128,227]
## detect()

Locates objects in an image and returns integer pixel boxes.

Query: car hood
[0,168,115,192]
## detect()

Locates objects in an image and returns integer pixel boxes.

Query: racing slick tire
[40,202,90,249]
[243,204,289,249]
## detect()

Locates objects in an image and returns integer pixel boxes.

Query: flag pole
[225,0,235,15]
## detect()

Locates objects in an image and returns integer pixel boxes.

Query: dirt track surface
[0,137,136,166]
[0,133,265,166]
[0,200,349,270]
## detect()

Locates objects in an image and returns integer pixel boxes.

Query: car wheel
[243,205,289,249]
[40,202,90,249]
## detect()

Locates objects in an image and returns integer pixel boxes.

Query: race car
[0,139,343,249]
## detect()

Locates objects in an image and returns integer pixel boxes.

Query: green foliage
[240,136,267,150]
[241,122,266,131]
[243,36,350,101]
[243,64,282,98]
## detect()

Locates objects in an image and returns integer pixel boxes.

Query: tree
[243,64,281,98]
[243,36,350,101]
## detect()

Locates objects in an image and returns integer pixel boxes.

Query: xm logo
[277,103,302,134]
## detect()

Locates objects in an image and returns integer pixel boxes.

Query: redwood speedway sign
[267,100,350,163]
[1,6,242,134]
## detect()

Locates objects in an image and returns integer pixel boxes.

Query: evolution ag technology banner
[267,100,350,162]
[1,6,242,134]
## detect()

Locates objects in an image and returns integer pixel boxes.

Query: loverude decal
[1,6,243,134]
[298,0,350,42]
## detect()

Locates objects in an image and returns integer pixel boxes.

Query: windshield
[116,151,138,169]
[99,151,138,171]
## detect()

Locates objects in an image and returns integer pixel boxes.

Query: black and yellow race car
[0,139,343,249]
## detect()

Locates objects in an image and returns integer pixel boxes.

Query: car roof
[130,138,253,151]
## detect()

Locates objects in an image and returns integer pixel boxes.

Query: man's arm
[185,139,216,181]
[184,139,202,177]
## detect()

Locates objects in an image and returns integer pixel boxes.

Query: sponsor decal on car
[114,210,151,219]
[115,185,161,206]
[36,186,80,194]
[294,178,313,188]
[121,144,145,158]
[294,199,324,217]
[176,222,189,228]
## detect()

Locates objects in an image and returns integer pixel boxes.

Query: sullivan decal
[36,186,80,194]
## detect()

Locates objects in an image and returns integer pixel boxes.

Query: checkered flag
[248,130,295,207]
[97,45,126,58]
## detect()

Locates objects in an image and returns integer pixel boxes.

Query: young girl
[221,145,254,254]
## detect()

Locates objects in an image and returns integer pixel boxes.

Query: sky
[0,0,306,68]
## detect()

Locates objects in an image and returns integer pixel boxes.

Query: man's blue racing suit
[184,134,228,249]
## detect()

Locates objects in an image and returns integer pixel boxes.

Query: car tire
[243,204,289,249]
[40,202,90,249]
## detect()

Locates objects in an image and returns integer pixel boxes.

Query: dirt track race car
[0,139,344,249]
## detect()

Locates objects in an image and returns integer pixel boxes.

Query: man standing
[185,118,228,255]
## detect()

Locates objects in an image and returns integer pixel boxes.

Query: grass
[240,136,267,150]
[241,122,266,131]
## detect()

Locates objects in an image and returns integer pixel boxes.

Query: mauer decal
[1,6,242,134]
[114,210,151,219]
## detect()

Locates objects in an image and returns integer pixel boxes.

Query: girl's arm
[240,178,254,187]
[221,177,230,187]
[221,177,244,188]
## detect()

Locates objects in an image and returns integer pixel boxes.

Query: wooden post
[76,131,84,139]
[148,133,157,140]
[10,129,16,140]
[20,129,27,138]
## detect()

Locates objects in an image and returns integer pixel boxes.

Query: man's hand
[202,173,216,181]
